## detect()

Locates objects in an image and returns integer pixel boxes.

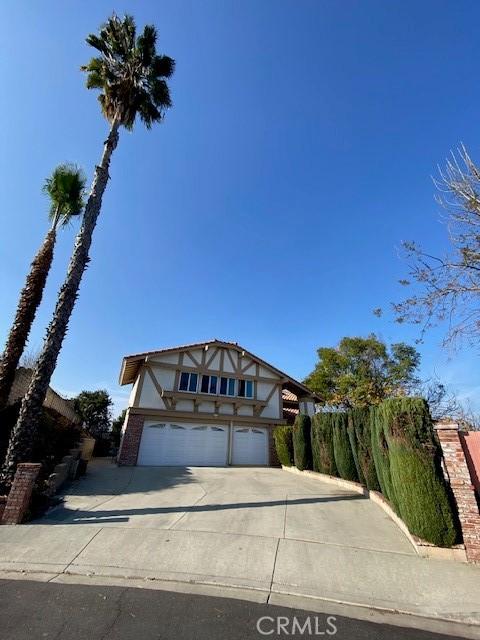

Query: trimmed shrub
[346,411,365,485]
[378,397,459,546]
[348,407,380,491]
[274,426,294,466]
[311,413,338,475]
[371,404,398,509]
[293,414,312,471]
[332,412,358,481]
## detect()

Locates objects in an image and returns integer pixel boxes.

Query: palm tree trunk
[0,227,57,412]
[0,120,120,486]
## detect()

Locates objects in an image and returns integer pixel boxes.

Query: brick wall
[117,412,144,466]
[1,463,41,525]
[435,422,480,563]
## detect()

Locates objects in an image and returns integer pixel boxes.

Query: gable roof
[119,339,319,399]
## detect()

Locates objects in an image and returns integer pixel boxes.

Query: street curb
[0,567,479,639]
[281,465,467,562]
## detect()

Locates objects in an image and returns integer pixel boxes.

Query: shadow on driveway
[63,462,197,497]
[40,494,365,525]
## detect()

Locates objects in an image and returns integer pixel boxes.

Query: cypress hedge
[332,412,358,481]
[346,411,365,485]
[311,413,338,475]
[371,404,398,510]
[293,414,312,471]
[378,398,459,547]
[347,407,380,491]
[273,425,294,466]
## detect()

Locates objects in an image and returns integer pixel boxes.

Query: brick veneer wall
[117,412,144,466]
[1,463,41,525]
[435,422,480,563]
[268,427,280,467]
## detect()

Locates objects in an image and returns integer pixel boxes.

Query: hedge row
[292,414,312,471]
[273,425,294,466]
[376,398,458,547]
[274,398,460,547]
[311,413,337,475]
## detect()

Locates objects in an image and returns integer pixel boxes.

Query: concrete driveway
[1,459,480,629]
[38,460,415,553]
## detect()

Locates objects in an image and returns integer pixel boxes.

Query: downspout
[228,420,233,465]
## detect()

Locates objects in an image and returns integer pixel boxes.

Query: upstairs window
[181,373,253,398]
[179,371,198,392]
[219,377,236,396]
[237,379,253,398]
[200,374,218,394]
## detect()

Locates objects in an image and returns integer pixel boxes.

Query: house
[117,339,318,466]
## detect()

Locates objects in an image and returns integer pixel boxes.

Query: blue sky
[1,1,479,417]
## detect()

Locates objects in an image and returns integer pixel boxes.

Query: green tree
[111,408,127,447]
[1,14,174,485]
[74,390,113,439]
[304,335,420,408]
[0,165,85,412]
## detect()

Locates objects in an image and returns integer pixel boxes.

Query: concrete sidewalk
[0,460,479,636]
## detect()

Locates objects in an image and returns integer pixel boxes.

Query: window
[179,372,198,392]
[219,377,236,396]
[200,374,218,394]
[181,373,252,398]
[237,379,253,398]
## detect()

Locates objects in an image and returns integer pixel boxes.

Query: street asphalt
[0,578,468,640]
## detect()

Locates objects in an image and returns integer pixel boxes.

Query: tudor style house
[117,340,318,467]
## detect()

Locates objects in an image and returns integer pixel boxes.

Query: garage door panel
[137,422,228,466]
[232,427,268,465]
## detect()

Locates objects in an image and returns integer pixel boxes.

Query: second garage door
[232,427,268,465]
[137,422,228,466]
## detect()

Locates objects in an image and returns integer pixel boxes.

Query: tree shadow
[38,494,366,525]
[61,460,197,497]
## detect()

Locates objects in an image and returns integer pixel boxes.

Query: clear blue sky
[1,1,479,416]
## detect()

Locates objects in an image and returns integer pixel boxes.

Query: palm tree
[0,164,85,412]
[1,14,174,485]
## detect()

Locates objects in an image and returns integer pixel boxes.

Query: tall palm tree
[1,14,174,485]
[0,165,85,412]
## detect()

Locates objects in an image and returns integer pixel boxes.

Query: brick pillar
[268,427,280,467]
[435,422,480,563]
[117,411,144,466]
[1,463,41,525]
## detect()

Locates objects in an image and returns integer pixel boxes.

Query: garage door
[232,427,268,465]
[137,422,228,466]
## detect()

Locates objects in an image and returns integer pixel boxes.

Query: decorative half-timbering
[117,339,318,467]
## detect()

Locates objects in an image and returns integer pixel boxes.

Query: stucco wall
[127,345,284,423]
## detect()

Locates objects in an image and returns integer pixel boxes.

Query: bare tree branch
[390,146,480,348]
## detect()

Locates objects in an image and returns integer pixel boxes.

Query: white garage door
[232,427,268,465]
[137,422,228,466]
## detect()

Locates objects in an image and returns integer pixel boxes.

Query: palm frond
[43,164,86,227]
[81,14,174,130]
